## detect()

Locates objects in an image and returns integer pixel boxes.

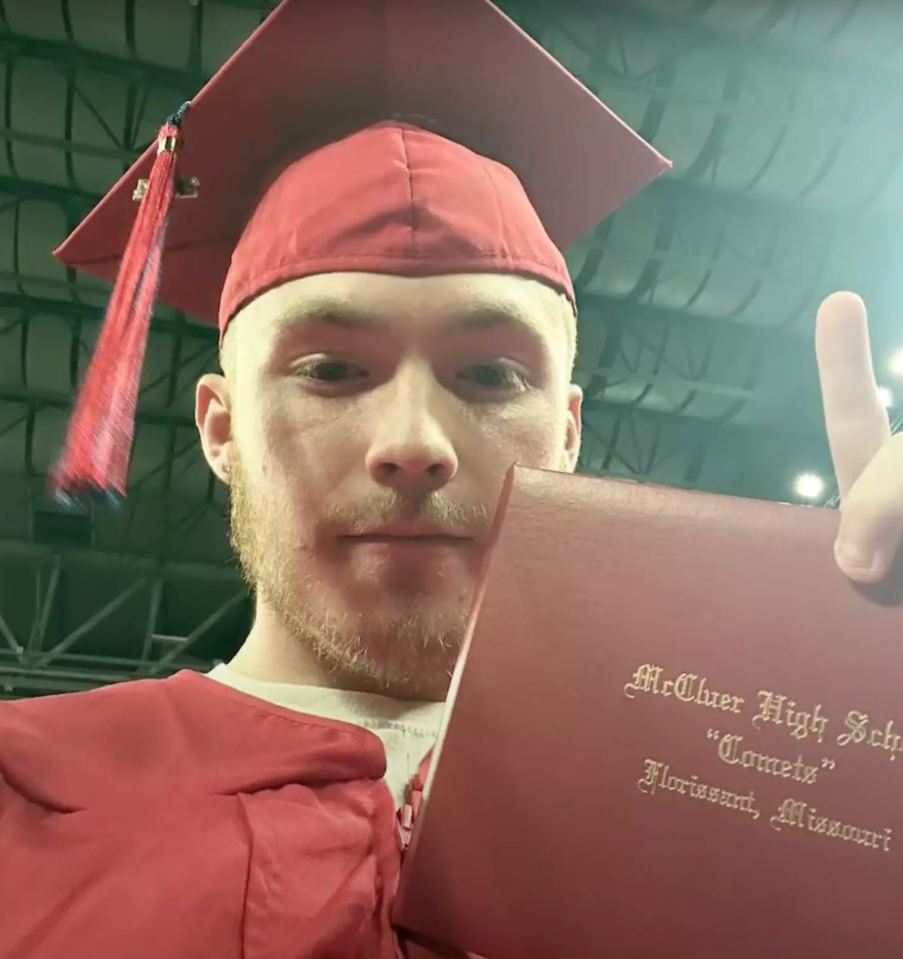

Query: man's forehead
[240,271,565,342]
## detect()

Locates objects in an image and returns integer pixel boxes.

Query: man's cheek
[244,403,308,470]
[484,418,563,469]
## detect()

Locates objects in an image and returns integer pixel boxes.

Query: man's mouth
[337,524,477,561]
[341,522,474,544]
[348,533,470,545]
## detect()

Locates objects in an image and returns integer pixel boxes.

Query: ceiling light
[794,472,825,501]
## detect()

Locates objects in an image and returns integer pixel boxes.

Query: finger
[834,433,903,583]
[815,291,891,500]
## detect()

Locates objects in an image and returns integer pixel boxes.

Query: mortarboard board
[49,0,671,502]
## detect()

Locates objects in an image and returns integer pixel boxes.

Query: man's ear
[563,383,583,473]
[196,373,233,485]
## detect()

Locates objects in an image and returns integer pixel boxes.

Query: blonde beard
[227,450,476,693]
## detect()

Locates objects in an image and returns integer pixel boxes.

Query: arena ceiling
[1,0,901,697]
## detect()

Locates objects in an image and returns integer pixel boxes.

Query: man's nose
[365,373,458,496]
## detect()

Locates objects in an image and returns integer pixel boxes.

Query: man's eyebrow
[274,298,379,331]
[273,297,547,340]
[445,303,545,340]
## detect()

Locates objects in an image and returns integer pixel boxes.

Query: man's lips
[333,525,479,576]
[345,533,471,545]
[340,522,474,544]
[337,524,477,551]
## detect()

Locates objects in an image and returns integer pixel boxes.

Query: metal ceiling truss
[0,537,248,699]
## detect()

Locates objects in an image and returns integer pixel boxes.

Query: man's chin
[313,601,466,698]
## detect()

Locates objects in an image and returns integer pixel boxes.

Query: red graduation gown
[0,668,410,959]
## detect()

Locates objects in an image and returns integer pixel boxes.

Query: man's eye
[458,363,526,389]
[296,359,367,383]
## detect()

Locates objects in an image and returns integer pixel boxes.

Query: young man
[2,1,901,958]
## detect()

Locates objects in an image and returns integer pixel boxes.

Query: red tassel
[50,103,191,505]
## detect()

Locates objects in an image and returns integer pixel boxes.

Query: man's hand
[816,291,903,583]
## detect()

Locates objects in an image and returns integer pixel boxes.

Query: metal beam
[0,609,23,658]
[0,655,197,695]
[0,268,108,301]
[205,0,277,9]
[0,173,103,208]
[0,660,128,695]
[142,589,247,676]
[587,369,766,404]
[27,558,60,654]
[510,0,903,103]
[0,128,135,166]
[32,576,149,668]
[140,576,164,666]
[648,176,898,249]
[0,32,203,93]
[0,290,218,343]
[0,538,239,583]
[601,0,903,91]
[579,394,816,440]
[0,384,198,428]
[0,470,229,559]
[578,291,802,341]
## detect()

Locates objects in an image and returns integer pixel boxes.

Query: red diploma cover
[393,465,903,959]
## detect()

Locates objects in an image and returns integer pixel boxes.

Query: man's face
[198,271,582,698]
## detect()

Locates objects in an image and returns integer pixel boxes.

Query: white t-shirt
[205,663,444,806]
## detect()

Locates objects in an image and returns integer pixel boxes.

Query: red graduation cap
[50,0,671,503]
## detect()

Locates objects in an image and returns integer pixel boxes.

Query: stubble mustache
[316,490,495,542]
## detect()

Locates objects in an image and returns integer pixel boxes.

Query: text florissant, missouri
[637,758,894,856]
